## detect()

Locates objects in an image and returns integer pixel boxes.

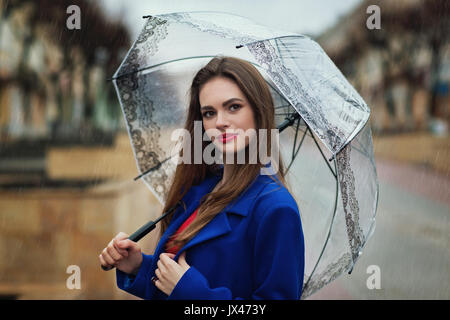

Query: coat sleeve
[116,253,154,299]
[114,200,188,299]
[167,202,305,300]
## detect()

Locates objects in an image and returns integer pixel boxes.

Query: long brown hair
[160,56,289,249]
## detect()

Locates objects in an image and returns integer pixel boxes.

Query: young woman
[99,56,305,300]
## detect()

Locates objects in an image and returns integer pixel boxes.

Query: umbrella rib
[237,35,306,48]
[275,112,297,117]
[134,155,175,181]
[351,144,371,160]
[344,143,378,179]
[293,121,307,160]
[109,56,218,81]
[352,139,372,160]
[308,127,337,178]
[286,119,307,173]
[291,117,302,160]
[303,159,340,295]
[275,38,286,66]
[274,104,294,110]
[338,138,376,168]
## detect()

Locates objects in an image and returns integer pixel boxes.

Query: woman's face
[199,76,256,156]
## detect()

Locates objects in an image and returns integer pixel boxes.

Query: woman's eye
[230,104,241,111]
[203,111,214,118]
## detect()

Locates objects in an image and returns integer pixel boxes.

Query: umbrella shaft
[278,112,300,132]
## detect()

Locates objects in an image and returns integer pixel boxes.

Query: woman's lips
[219,134,238,143]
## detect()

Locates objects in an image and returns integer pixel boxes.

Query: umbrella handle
[101,265,114,271]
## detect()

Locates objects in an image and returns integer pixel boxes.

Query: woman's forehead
[199,77,247,106]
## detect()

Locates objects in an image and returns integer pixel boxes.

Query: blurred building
[0,0,130,159]
[317,0,449,135]
[0,0,157,300]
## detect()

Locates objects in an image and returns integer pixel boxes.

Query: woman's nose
[215,111,230,129]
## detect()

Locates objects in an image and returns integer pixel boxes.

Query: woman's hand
[99,232,143,275]
[153,251,190,296]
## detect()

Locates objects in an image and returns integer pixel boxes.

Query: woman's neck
[221,163,233,186]
[213,163,232,192]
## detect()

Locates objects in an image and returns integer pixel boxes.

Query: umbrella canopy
[111,11,379,299]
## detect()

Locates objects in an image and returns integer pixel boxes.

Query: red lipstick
[219,133,237,143]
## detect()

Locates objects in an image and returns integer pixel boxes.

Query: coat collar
[189,164,277,217]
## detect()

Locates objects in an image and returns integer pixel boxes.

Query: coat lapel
[153,174,221,258]
[174,175,271,258]
[160,173,235,260]
[176,210,231,257]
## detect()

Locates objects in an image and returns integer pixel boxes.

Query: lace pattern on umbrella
[301,253,352,299]
[161,12,273,45]
[336,144,365,263]
[246,41,346,154]
[115,16,171,199]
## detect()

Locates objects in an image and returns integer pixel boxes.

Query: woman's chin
[216,146,249,164]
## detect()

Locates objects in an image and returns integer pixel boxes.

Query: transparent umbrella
[110,11,379,299]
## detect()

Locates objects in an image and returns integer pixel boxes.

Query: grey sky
[98,0,363,39]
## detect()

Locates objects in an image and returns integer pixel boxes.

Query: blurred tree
[0,0,131,143]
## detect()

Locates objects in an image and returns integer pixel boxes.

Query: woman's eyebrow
[200,98,244,111]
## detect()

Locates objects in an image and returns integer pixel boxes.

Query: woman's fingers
[99,232,134,270]
[111,232,132,256]
[114,232,129,241]
[116,239,140,253]
[157,259,167,276]
[113,238,128,257]
[159,253,175,264]
[159,253,178,271]
[166,253,176,260]
[153,253,188,296]
[106,243,124,261]
[106,238,129,261]
[101,248,116,266]
[154,278,164,293]
[155,268,162,280]
[156,253,181,281]
[99,254,111,269]
[153,269,168,295]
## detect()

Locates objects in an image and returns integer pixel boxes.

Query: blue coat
[116,170,305,300]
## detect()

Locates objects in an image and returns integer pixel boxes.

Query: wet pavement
[307,158,450,299]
